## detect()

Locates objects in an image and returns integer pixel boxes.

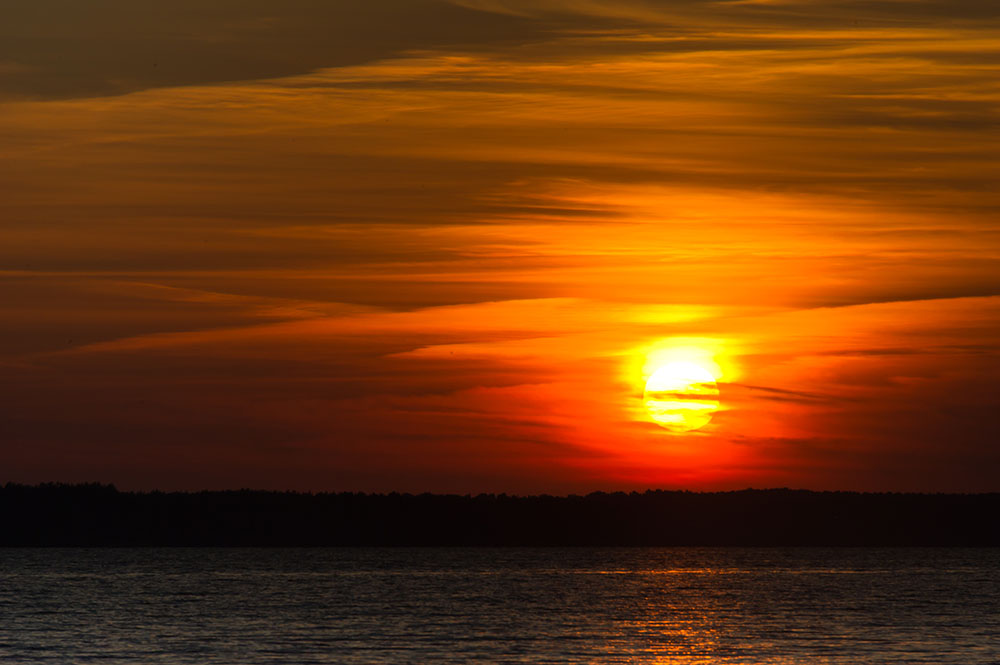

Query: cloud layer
[1,0,998,491]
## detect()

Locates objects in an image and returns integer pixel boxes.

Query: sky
[2,0,999,493]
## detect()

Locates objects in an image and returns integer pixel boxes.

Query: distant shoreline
[3,484,998,547]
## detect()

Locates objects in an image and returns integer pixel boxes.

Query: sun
[643,360,720,432]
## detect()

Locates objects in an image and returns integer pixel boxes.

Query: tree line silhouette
[2,483,997,546]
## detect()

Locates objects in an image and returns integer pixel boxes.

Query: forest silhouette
[2,483,997,546]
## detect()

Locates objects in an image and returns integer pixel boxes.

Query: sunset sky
[2,0,999,493]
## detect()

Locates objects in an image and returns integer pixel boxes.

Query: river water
[1,548,997,663]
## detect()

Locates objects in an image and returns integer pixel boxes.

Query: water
[1,548,997,664]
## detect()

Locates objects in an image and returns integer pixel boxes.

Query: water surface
[1,548,997,663]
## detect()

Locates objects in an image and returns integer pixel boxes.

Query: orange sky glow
[2,0,999,492]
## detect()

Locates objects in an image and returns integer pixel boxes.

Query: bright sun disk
[643,360,720,432]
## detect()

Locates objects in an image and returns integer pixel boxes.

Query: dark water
[1,548,998,664]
